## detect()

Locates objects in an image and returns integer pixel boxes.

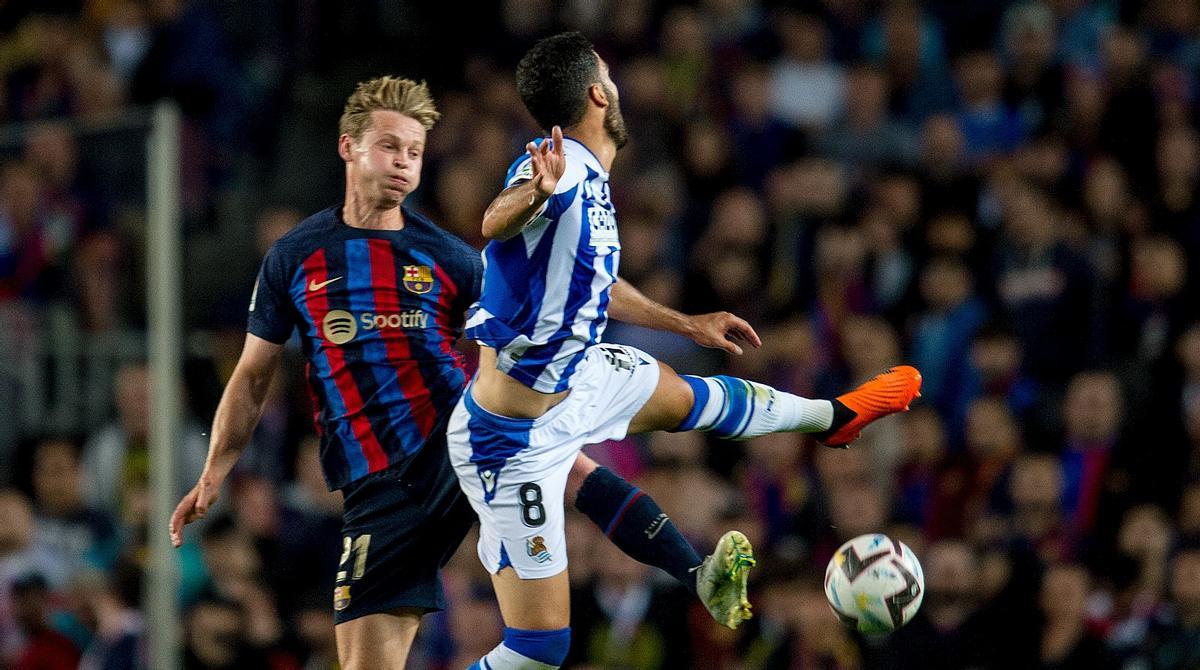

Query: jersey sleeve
[467,249,484,304]
[246,244,296,343]
[502,139,582,195]
[503,151,536,188]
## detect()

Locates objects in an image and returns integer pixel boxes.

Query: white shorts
[447,344,661,579]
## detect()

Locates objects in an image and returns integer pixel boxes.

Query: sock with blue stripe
[469,627,571,669]
[675,375,833,440]
[574,466,702,595]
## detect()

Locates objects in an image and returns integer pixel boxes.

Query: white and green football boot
[695,530,756,629]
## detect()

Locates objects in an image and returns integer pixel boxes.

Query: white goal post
[145,100,183,670]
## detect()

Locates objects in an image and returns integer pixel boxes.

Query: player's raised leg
[568,454,754,628]
[629,361,923,447]
[567,456,705,595]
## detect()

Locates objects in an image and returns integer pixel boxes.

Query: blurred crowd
[3,0,1200,668]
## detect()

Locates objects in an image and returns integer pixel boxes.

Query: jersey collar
[563,136,608,178]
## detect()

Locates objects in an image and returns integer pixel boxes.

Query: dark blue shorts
[333,435,477,624]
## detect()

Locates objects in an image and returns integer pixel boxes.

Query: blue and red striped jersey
[248,205,482,490]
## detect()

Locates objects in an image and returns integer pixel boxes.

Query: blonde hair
[339,76,440,141]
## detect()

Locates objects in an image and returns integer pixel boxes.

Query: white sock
[471,643,559,670]
[678,375,833,440]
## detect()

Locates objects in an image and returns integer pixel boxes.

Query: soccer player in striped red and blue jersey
[253,208,475,488]
[168,76,735,670]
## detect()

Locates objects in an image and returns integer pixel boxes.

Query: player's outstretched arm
[482,125,566,241]
[608,279,762,355]
[169,333,283,547]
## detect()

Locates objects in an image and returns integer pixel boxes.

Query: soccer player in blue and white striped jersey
[448,33,923,670]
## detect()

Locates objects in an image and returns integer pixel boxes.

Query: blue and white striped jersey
[466,137,620,393]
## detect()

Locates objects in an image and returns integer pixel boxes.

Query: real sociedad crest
[403,265,433,294]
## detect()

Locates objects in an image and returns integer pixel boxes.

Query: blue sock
[675,374,833,440]
[574,466,702,594]
[471,627,570,669]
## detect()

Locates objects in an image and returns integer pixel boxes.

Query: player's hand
[169,473,222,548]
[684,312,762,355]
[526,125,566,197]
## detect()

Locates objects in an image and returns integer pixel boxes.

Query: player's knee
[500,626,571,668]
[335,612,419,670]
[566,454,599,502]
[630,365,694,433]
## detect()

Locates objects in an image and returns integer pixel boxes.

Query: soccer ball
[824,533,925,633]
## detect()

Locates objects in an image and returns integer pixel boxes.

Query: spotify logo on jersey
[323,310,358,345]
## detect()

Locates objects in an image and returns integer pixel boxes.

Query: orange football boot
[817,365,923,447]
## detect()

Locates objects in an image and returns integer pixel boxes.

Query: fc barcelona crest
[403,265,433,294]
[333,585,351,611]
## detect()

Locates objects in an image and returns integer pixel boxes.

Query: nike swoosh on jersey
[308,276,343,291]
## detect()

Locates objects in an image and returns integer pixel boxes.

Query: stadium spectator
[1037,563,1119,669]
[769,10,844,130]
[927,396,1021,540]
[910,256,988,426]
[82,362,207,524]
[994,183,1102,386]
[814,63,919,171]
[0,161,66,303]
[197,516,262,607]
[77,560,143,670]
[290,591,337,670]
[964,322,1039,430]
[1057,370,1129,546]
[769,576,861,670]
[1114,505,1175,613]
[893,406,946,528]
[24,122,121,331]
[567,539,693,669]
[182,595,262,670]
[918,116,976,217]
[1005,453,1066,561]
[726,62,795,188]
[954,50,1028,165]
[1116,235,1190,370]
[861,1,954,123]
[686,187,772,320]
[1131,547,1200,669]
[30,437,120,572]
[878,540,997,669]
[9,573,80,670]
[0,488,69,664]
[1001,2,1063,131]
[738,431,814,552]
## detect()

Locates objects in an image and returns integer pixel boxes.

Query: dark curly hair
[515,32,599,131]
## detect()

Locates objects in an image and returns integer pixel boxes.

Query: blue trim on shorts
[464,386,534,504]
[498,542,512,571]
[464,385,537,431]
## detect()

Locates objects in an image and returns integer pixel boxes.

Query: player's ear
[588,82,608,108]
[337,134,355,162]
